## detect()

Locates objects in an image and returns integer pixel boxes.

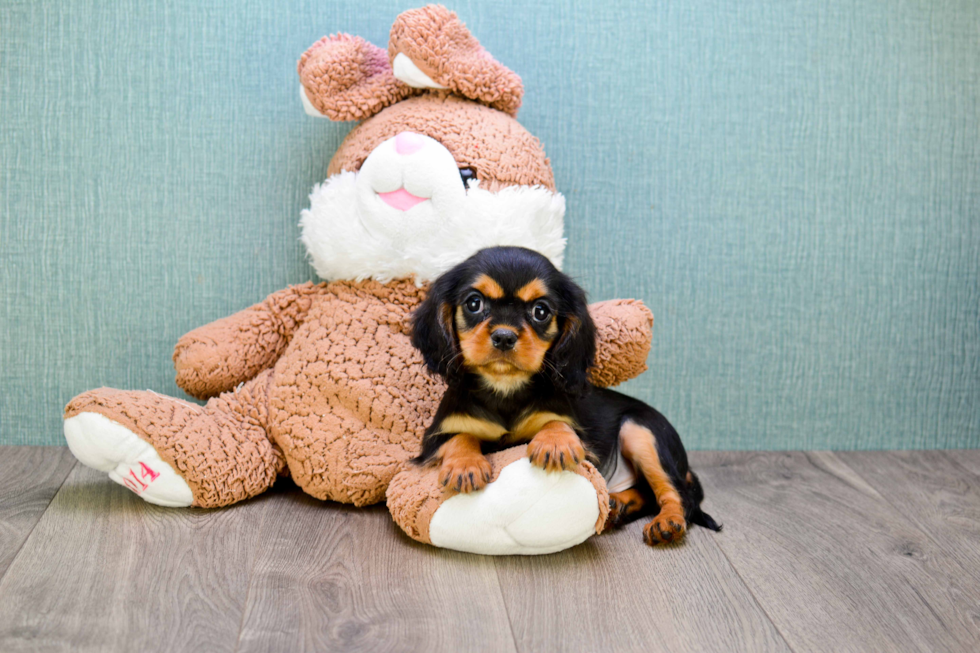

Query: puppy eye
[531,301,551,323]
[459,167,477,188]
[464,293,484,315]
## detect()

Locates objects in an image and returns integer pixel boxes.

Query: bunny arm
[173,282,327,400]
[587,299,654,388]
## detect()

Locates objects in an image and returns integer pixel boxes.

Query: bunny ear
[388,5,524,116]
[298,34,420,122]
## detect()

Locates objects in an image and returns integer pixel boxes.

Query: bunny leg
[387,445,609,555]
[64,370,284,508]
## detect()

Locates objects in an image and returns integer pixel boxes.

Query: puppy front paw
[439,454,492,493]
[527,423,585,472]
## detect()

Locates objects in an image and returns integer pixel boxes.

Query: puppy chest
[437,410,575,444]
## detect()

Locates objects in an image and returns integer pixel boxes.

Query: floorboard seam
[939,451,980,483]
[832,452,955,553]
[703,519,797,652]
[0,458,77,589]
[813,453,980,649]
[232,498,274,653]
[492,559,523,653]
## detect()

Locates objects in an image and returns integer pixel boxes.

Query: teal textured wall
[2,1,978,448]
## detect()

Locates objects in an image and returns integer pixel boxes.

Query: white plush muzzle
[301,132,566,285]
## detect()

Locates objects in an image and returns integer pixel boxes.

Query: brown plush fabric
[327,94,555,191]
[298,34,419,122]
[266,279,443,505]
[587,299,654,388]
[200,286,645,508]
[579,456,611,534]
[174,282,324,400]
[388,5,524,116]
[64,373,286,508]
[386,444,610,545]
[65,280,650,509]
[65,7,655,554]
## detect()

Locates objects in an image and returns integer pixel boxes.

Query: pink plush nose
[394,131,424,155]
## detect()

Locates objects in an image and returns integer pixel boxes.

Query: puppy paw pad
[643,513,687,546]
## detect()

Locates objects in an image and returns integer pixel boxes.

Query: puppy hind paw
[604,496,628,530]
[642,512,687,546]
[603,488,646,531]
[605,498,624,530]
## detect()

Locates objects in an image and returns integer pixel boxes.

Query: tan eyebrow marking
[472,274,505,299]
[516,278,548,302]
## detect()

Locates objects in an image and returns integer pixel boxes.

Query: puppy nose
[491,329,518,351]
[394,131,424,155]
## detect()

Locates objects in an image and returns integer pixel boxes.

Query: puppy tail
[684,470,722,533]
[690,508,722,532]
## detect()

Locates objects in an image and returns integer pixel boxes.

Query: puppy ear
[546,278,597,394]
[411,274,463,381]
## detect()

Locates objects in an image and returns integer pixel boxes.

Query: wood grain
[0,464,271,653]
[5,448,980,652]
[944,449,980,478]
[0,446,75,580]
[838,450,980,636]
[695,451,980,652]
[493,516,789,652]
[236,482,517,653]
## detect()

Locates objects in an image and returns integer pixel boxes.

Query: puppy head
[411,246,596,395]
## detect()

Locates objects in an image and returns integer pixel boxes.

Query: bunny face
[298,7,565,285]
[327,95,555,193]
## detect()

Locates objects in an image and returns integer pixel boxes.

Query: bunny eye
[459,167,477,188]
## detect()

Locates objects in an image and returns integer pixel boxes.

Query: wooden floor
[1,448,979,652]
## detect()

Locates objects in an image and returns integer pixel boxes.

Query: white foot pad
[428,458,600,555]
[64,412,194,507]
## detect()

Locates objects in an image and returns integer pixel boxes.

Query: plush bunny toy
[64,5,653,555]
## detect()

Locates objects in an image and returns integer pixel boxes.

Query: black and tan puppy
[411,246,719,545]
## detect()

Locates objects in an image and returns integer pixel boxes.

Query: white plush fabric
[303,133,582,553]
[391,53,447,89]
[299,85,327,118]
[300,133,566,285]
[428,458,600,555]
[606,446,638,493]
[64,412,194,507]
